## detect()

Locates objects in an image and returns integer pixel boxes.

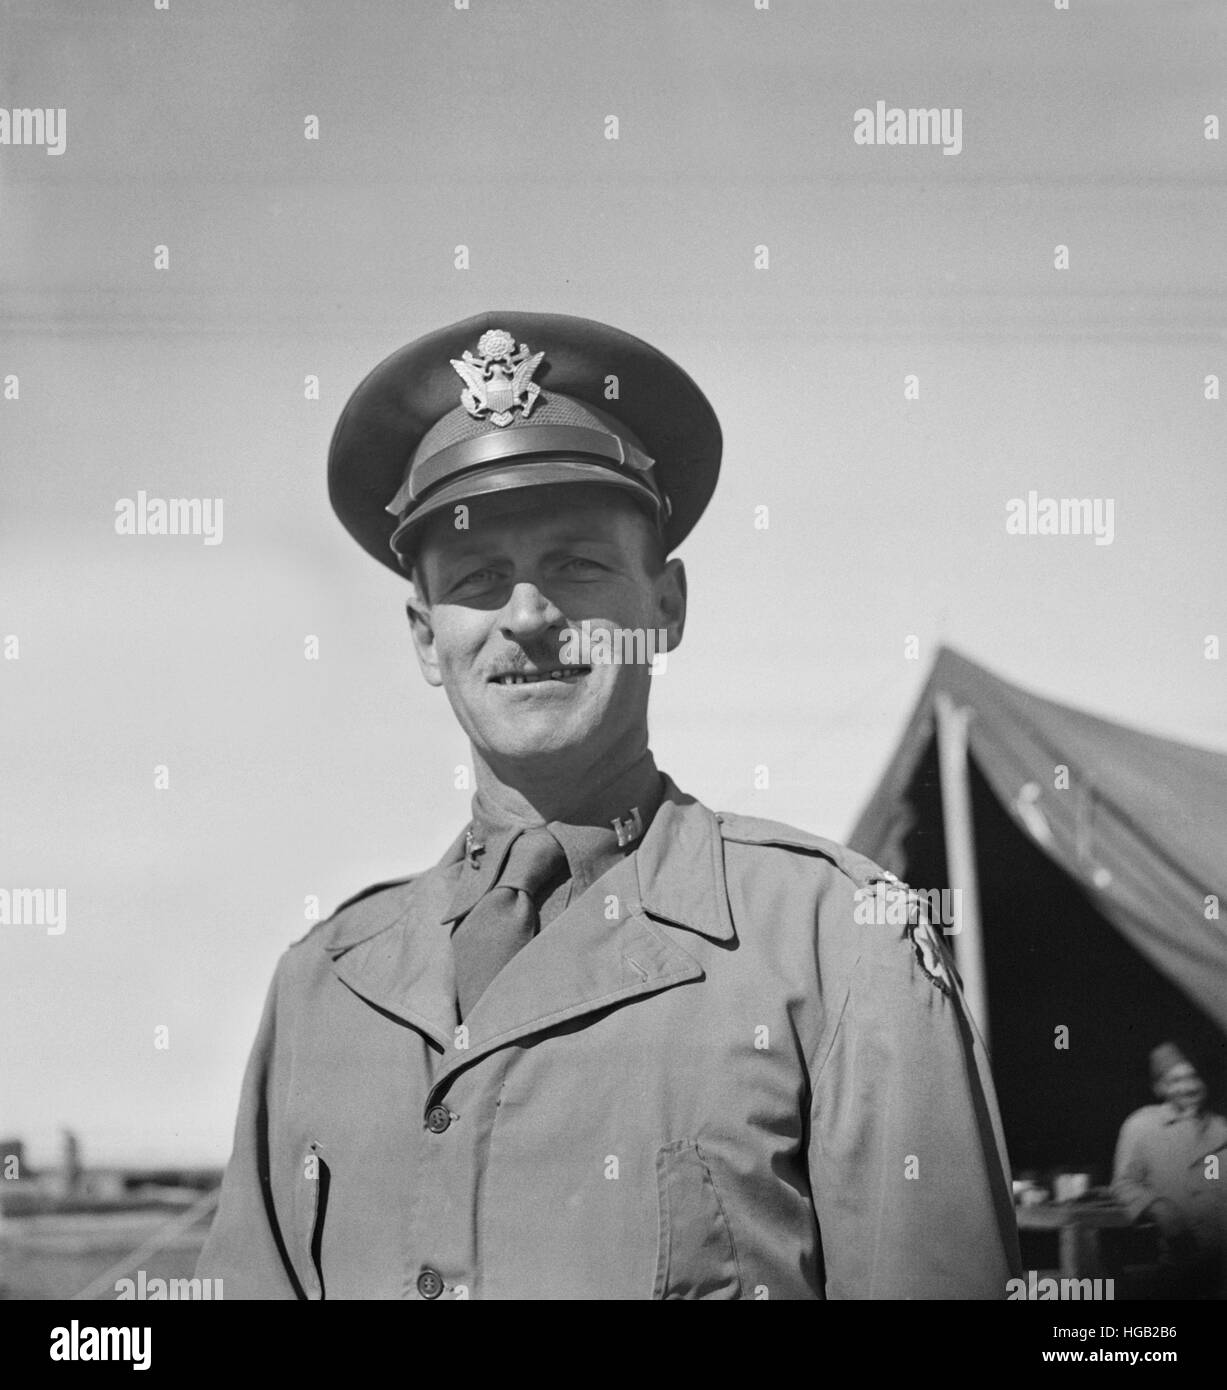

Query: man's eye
[561,557,601,573]
[453,568,503,590]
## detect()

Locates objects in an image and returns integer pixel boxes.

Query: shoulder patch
[851,871,957,994]
[290,873,422,951]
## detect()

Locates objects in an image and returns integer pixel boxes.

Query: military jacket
[197,777,1020,1299]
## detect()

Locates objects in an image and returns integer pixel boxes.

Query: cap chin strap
[390,481,669,572]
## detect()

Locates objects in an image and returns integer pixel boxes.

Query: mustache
[487,644,567,674]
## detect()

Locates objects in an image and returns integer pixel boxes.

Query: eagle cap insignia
[450,329,545,427]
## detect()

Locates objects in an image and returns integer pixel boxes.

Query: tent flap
[849,648,1227,1034]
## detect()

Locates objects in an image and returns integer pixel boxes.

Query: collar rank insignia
[611,807,644,849]
[450,328,545,428]
[464,827,486,869]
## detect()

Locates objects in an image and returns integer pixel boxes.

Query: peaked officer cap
[328,311,722,575]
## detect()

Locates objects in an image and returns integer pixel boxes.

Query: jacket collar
[319,775,735,1069]
[443,826,516,925]
[321,825,468,954]
[633,776,735,944]
[442,753,667,924]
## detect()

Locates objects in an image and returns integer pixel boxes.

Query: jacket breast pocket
[290,1140,330,1300]
[653,1140,743,1300]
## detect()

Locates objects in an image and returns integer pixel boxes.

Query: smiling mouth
[491,667,591,686]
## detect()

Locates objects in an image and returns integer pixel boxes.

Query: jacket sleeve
[807,877,1021,1298]
[196,954,305,1299]
[1110,1114,1157,1222]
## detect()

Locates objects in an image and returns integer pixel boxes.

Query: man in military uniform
[197,311,1020,1299]
[1112,1043,1227,1298]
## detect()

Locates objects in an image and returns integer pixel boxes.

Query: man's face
[406,485,686,775]
[1158,1063,1206,1113]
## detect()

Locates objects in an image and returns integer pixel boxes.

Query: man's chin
[480,729,590,763]
[470,706,595,761]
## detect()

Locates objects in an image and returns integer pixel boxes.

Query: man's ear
[405,585,443,687]
[656,557,687,652]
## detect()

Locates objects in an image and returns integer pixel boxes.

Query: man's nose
[498,581,564,643]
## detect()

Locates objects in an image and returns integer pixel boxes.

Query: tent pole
[935,692,991,1051]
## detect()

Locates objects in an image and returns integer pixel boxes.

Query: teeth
[496,670,579,685]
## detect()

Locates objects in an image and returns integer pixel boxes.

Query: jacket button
[425,1105,452,1134]
[417,1268,445,1300]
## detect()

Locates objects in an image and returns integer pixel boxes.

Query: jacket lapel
[323,832,467,1052]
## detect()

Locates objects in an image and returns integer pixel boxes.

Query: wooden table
[1015,1201,1134,1278]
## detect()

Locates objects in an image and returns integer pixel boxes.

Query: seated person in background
[1112,1042,1227,1298]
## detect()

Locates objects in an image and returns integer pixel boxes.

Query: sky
[1,0,1224,1166]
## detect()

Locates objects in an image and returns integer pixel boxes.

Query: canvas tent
[848,647,1227,1175]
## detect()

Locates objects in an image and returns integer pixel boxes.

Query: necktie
[452,826,568,1018]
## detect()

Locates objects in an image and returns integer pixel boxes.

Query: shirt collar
[442,752,664,923]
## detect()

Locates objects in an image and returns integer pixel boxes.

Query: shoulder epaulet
[717,812,955,994]
[290,873,422,950]
[716,811,888,889]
